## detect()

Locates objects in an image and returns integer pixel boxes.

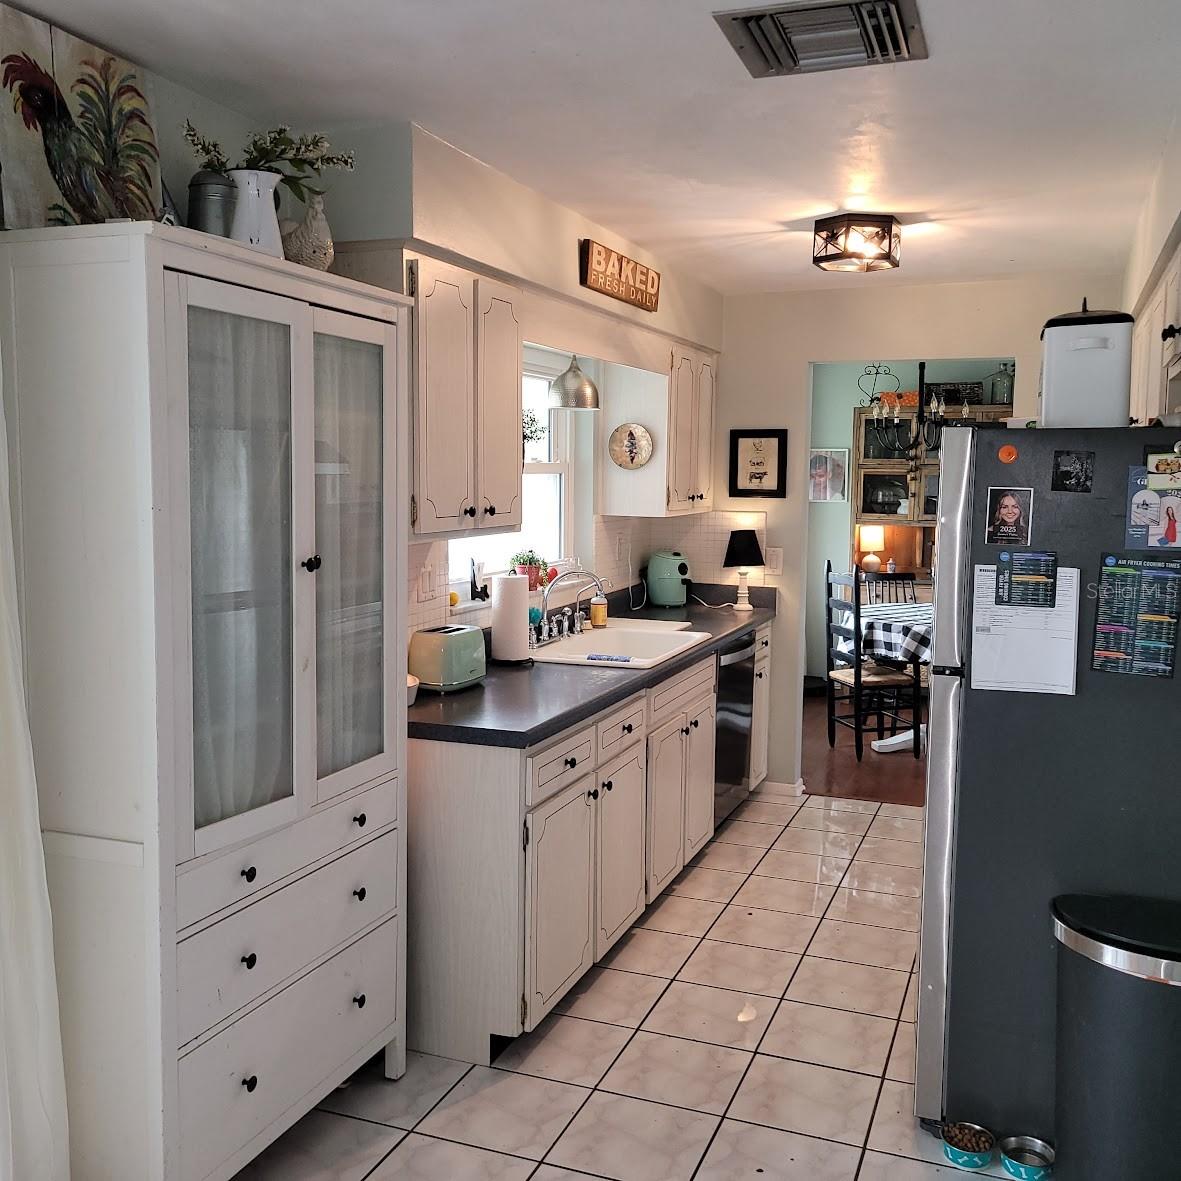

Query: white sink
[531,626,711,668]
[597,616,693,632]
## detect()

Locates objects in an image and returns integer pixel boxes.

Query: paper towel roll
[490,573,530,662]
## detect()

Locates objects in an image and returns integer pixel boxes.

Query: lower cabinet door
[524,775,595,1030]
[595,747,647,960]
[750,657,770,789]
[646,716,686,902]
[683,693,717,861]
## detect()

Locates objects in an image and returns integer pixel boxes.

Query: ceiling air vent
[714,0,928,78]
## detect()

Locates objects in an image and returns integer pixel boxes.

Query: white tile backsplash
[648,511,768,588]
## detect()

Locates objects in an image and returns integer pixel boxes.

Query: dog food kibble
[944,1123,993,1153]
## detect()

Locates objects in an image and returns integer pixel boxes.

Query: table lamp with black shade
[723,529,764,613]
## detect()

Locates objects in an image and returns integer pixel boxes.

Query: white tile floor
[234,790,989,1180]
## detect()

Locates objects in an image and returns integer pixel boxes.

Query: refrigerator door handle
[931,428,975,670]
[915,670,963,1123]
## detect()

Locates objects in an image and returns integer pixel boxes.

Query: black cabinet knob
[241,866,257,883]
[681,726,690,736]
[761,639,769,648]
[1163,324,1180,342]
[301,554,322,572]
[603,780,613,792]
[242,1075,258,1093]
[622,723,633,734]
[588,788,600,800]
[353,887,367,902]
[463,505,477,517]
[353,813,367,828]
[564,756,577,768]
[756,671,765,679]
[484,505,497,516]
[691,718,700,729]
[241,952,257,970]
[353,993,367,1008]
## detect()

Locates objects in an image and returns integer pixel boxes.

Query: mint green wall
[804,358,1012,679]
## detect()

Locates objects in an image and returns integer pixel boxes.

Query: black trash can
[1053,894,1181,1178]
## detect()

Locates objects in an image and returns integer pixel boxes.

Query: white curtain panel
[0,351,69,1178]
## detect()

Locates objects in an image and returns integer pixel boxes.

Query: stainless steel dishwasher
[714,630,756,823]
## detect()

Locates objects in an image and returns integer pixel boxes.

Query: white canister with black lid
[1039,298,1133,427]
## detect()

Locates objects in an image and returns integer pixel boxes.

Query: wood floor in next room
[800,695,926,809]
[232,787,977,1180]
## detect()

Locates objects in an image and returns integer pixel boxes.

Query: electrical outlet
[419,563,434,600]
[765,547,784,576]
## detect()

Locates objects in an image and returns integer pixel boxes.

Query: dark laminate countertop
[408,599,776,749]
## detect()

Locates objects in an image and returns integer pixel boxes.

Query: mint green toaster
[408,624,486,692]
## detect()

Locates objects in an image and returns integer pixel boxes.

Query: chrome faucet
[542,569,607,619]
[534,569,608,644]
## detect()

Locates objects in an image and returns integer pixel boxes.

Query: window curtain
[0,346,69,1179]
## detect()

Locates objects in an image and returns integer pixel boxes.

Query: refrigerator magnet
[1146,452,1181,492]
[1051,450,1095,494]
[985,487,1034,546]
[995,550,1058,608]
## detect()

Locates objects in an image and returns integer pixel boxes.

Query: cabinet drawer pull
[353,887,367,902]
[564,756,577,769]
[622,723,633,734]
[240,866,257,883]
[603,780,613,792]
[301,554,322,572]
[760,638,770,648]
[463,505,477,517]
[353,812,367,828]
[353,993,367,1008]
[756,671,765,680]
[241,952,257,970]
[242,1075,258,1093]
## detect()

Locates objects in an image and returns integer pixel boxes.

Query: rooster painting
[2,44,158,226]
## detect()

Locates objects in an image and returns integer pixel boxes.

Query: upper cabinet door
[475,277,523,530]
[667,350,697,512]
[311,308,401,803]
[413,259,475,533]
[167,274,315,860]
[695,355,716,510]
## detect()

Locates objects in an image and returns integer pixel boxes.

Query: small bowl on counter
[407,674,419,707]
[941,1122,996,1170]
[998,1136,1054,1179]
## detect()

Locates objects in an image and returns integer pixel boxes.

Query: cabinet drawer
[756,625,772,659]
[596,696,646,763]
[177,780,397,931]
[648,656,716,727]
[177,831,398,1046]
[179,919,397,1181]
[526,725,595,806]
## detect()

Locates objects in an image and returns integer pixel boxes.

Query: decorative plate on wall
[608,423,654,469]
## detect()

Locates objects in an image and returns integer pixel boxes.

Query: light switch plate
[419,563,434,600]
[765,547,784,576]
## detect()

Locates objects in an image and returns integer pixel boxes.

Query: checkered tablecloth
[859,602,935,663]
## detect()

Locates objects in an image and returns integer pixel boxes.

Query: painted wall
[1123,110,1181,313]
[716,271,1121,787]
[804,357,1009,680]
[328,123,723,352]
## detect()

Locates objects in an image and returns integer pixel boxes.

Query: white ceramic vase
[228,169,283,257]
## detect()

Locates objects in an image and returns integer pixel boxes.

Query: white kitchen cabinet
[525,776,596,1028]
[597,344,719,517]
[476,276,524,528]
[683,693,717,861]
[750,657,771,790]
[0,223,408,1181]
[646,716,688,901]
[1161,254,1181,372]
[595,747,647,958]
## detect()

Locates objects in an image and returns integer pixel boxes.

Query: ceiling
[31,0,1181,294]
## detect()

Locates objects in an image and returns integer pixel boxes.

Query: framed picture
[809,448,849,502]
[729,429,788,498]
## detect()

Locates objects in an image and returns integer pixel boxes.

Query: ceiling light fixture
[548,355,600,410]
[812,212,901,272]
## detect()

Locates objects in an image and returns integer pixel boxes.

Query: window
[448,367,573,581]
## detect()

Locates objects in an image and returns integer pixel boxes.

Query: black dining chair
[825,561,922,760]
[862,571,918,604]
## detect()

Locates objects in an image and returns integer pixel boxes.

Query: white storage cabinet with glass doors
[0,223,408,1181]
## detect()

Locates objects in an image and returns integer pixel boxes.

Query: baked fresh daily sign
[580,239,661,312]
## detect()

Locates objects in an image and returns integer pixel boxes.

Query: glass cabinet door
[182,279,312,852]
[857,470,911,520]
[312,310,398,801]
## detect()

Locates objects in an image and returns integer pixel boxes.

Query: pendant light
[812,212,901,272]
[549,355,600,410]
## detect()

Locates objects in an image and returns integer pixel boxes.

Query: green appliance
[645,551,691,607]
[408,624,486,692]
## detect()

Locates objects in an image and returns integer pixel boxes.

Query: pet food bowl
[999,1136,1055,1179]
[941,1122,996,1170]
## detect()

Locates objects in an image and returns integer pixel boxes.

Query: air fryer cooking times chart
[1092,553,1181,679]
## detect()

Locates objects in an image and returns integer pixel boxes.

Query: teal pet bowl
[942,1122,996,1170]
[999,1136,1054,1179]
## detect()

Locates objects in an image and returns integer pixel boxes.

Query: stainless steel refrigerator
[917,423,1181,1140]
